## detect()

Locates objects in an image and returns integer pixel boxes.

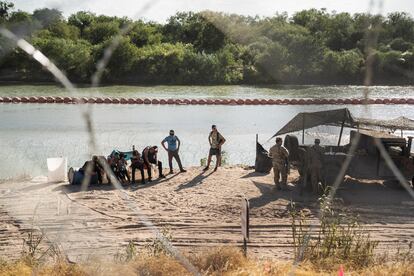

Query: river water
[1,84,414,180]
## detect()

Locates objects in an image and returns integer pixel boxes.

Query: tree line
[0,1,413,85]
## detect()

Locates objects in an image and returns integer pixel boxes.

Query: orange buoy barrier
[394,98,404,104]
[38,96,47,103]
[87,98,96,104]
[212,99,221,105]
[55,96,64,103]
[12,96,21,103]
[351,99,362,104]
[236,99,245,105]
[20,96,29,103]
[244,99,252,105]
[3,96,414,105]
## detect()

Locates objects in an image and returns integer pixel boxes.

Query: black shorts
[209,148,221,156]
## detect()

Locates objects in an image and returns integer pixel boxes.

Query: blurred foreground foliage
[1,2,414,85]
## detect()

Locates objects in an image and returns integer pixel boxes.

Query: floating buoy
[3,96,413,106]
[394,98,407,104]
[297,99,306,105]
[87,98,96,104]
[236,99,245,105]
[20,96,29,103]
[55,96,64,103]
[38,96,47,103]
[45,96,54,103]
[12,96,21,103]
[351,99,362,104]
[252,99,260,105]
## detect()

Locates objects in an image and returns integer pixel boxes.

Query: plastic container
[47,157,67,182]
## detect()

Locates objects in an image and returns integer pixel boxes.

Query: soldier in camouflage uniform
[309,138,325,193]
[269,137,289,190]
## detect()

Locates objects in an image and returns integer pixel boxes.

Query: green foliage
[290,191,379,269]
[0,0,13,20]
[1,5,414,84]
[32,8,63,28]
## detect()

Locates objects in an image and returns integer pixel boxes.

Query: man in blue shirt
[161,129,186,174]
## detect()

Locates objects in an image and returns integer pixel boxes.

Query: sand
[0,166,413,262]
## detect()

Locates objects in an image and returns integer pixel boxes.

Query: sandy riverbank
[1,166,413,262]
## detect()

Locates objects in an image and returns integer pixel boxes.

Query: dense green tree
[1,5,414,84]
[68,11,96,37]
[84,21,120,44]
[32,8,63,27]
[0,0,13,20]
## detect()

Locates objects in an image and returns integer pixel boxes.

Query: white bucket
[47,157,67,182]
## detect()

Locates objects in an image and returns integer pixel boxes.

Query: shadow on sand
[175,170,215,192]
[248,180,318,209]
[53,172,182,194]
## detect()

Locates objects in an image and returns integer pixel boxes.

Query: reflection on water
[1,102,414,179]
[1,84,414,99]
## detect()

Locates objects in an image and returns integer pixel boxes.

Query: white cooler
[47,157,67,182]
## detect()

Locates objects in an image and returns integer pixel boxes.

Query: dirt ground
[0,166,413,262]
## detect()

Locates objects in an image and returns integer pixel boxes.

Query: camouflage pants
[273,163,287,188]
[310,166,322,193]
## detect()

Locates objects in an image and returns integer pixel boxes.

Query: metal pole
[243,238,247,257]
[302,115,305,144]
[338,120,345,146]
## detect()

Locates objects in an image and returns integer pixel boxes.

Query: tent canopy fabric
[356,116,414,131]
[272,108,414,139]
[273,108,355,138]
